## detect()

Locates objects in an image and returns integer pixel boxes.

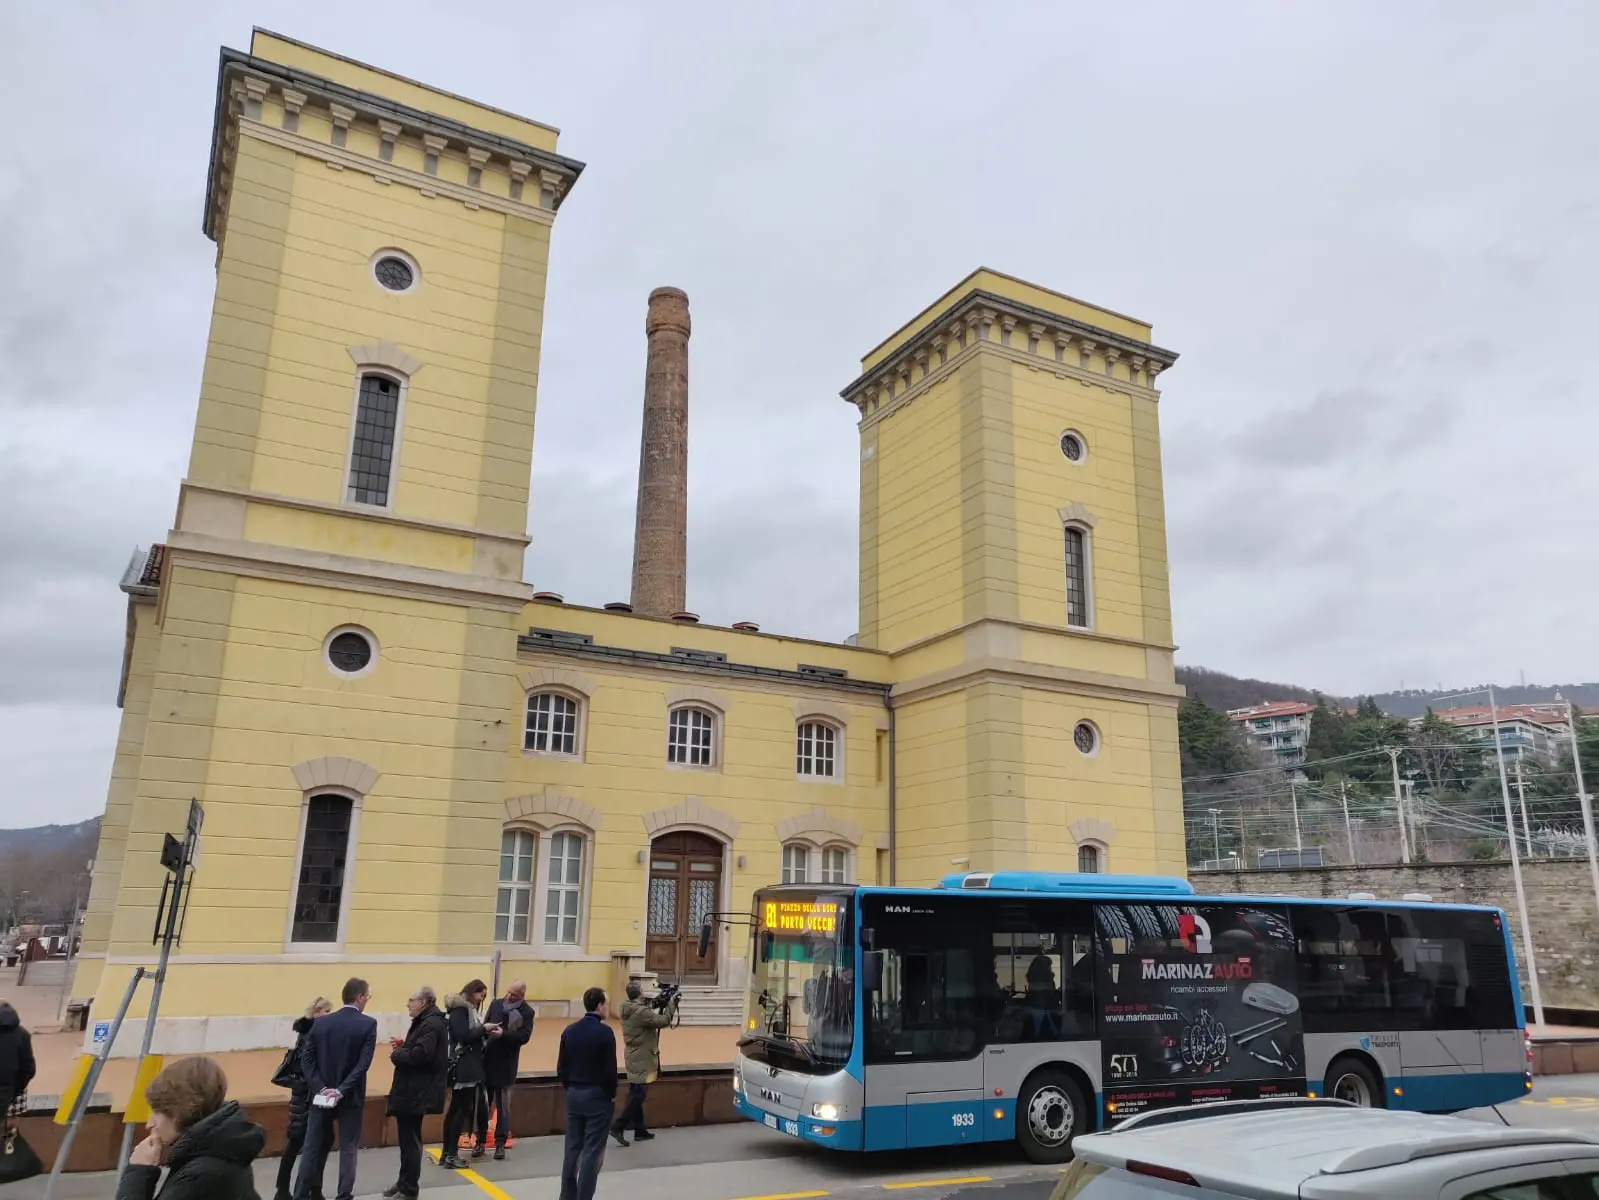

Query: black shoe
[610,1128,629,1148]
[382,1188,416,1199]
[634,1130,655,1141]
[470,1145,487,1159]
[440,1154,466,1170]
[493,1148,506,1161]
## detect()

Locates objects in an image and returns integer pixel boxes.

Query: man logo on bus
[1178,912,1213,954]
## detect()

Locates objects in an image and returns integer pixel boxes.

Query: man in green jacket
[609,982,677,1147]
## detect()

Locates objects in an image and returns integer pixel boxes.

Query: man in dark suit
[556,987,617,1200]
[476,979,535,1160]
[295,977,377,1200]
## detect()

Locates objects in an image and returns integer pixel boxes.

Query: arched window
[1064,525,1092,628]
[1078,844,1103,874]
[668,706,717,767]
[782,843,810,884]
[822,845,849,885]
[495,826,590,947]
[545,831,585,944]
[525,692,580,756]
[796,721,839,778]
[346,372,404,507]
[291,793,356,945]
[496,829,535,942]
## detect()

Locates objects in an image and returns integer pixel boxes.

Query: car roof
[1072,1100,1599,1199]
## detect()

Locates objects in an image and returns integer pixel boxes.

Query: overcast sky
[3,2,1596,828]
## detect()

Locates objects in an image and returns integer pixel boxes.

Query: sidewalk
[2,968,742,1107]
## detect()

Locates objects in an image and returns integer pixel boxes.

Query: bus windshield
[743,889,854,1071]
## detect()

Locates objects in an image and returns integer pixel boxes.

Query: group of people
[276,976,535,1200]
[17,972,676,1200]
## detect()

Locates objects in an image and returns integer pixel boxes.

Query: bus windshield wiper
[739,1031,816,1063]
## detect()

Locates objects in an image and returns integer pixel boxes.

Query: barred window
[348,374,401,506]
[796,721,837,778]
[1078,845,1102,874]
[668,706,715,767]
[1064,525,1090,628]
[496,829,535,943]
[525,692,579,755]
[291,795,354,944]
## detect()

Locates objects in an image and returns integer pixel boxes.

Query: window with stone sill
[822,845,849,885]
[796,720,840,779]
[1064,525,1092,629]
[495,827,588,947]
[525,691,580,756]
[667,705,717,768]
[782,843,810,884]
[291,794,355,945]
[1078,844,1103,874]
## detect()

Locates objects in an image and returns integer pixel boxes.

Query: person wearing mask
[382,986,449,1200]
[0,1001,36,1118]
[117,1056,264,1200]
[274,997,331,1200]
[476,980,534,1161]
[611,982,674,1147]
[295,978,377,1200]
[556,987,617,1200]
[438,979,498,1171]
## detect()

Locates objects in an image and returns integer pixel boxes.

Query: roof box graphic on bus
[935,871,1195,896]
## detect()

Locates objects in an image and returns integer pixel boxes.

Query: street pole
[1208,809,1222,862]
[1567,699,1599,923]
[1491,685,1544,1027]
[1388,748,1412,864]
[1513,759,1535,857]
[1290,776,1303,856]
[44,967,145,1198]
[1340,781,1356,864]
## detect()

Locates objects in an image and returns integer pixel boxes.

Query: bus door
[861,896,986,1150]
[1390,912,1485,1077]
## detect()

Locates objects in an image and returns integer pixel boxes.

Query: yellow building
[74,30,1185,1051]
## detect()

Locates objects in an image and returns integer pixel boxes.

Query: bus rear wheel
[1326,1056,1385,1109]
[1016,1069,1087,1164]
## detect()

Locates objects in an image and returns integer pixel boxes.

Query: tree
[1406,708,1483,801]
[1179,696,1256,780]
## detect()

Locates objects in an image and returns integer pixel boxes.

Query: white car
[1054,1098,1599,1199]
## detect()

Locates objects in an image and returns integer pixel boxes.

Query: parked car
[1053,1097,1599,1199]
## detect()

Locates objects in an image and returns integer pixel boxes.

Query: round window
[327,630,374,674]
[1060,431,1086,463]
[372,253,417,293]
[1072,721,1099,756]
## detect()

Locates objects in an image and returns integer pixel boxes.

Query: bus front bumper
[734,1090,863,1149]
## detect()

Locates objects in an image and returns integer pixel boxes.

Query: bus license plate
[764,1114,777,1129]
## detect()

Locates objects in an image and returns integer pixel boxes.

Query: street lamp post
[1207,808,1222,862]
[1566,699,1599,924]
[1489,686,1544,1027]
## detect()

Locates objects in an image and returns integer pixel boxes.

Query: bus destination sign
[762,899,838,934]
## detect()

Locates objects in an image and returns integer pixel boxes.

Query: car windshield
[743,890,854,1071]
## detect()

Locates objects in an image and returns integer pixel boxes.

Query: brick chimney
[629,287,691,617]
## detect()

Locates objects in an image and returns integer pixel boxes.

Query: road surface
[23,1074,1599,1199]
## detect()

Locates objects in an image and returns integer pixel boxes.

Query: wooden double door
[645,831,723,982]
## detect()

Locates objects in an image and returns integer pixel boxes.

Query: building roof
[1432,704,1570,729]
[1228,700,1314,720]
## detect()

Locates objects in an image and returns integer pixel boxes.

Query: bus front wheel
[1325,1056,1385,1109]
[1016,1069,1087,1164]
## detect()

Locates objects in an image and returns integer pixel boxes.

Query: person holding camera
[610,981,677,1147]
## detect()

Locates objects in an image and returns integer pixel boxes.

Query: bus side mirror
[760,930,775,963]
[698,920,712,959]
[863,951,884,992]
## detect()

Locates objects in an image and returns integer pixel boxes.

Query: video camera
[649,981,682,1012]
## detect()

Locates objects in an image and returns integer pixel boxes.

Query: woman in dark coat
[438,979,497,1170]
[117,1055,265,1200]
[383,986,449,1199]
[275,997,330,1200]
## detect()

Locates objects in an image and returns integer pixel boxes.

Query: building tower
[629,287,692,617]
[846,269,1188,883]
[72,29,584,1025]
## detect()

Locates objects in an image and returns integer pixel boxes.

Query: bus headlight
[812,1102,841,1120]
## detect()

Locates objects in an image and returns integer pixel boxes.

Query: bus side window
[863,918,983,1063]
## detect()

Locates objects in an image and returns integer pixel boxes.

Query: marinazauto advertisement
[1095,902,1307,1122]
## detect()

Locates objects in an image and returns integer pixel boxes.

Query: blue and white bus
[730,871,1529,1162]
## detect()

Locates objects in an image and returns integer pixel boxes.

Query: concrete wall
[1195,859,1599,1008]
